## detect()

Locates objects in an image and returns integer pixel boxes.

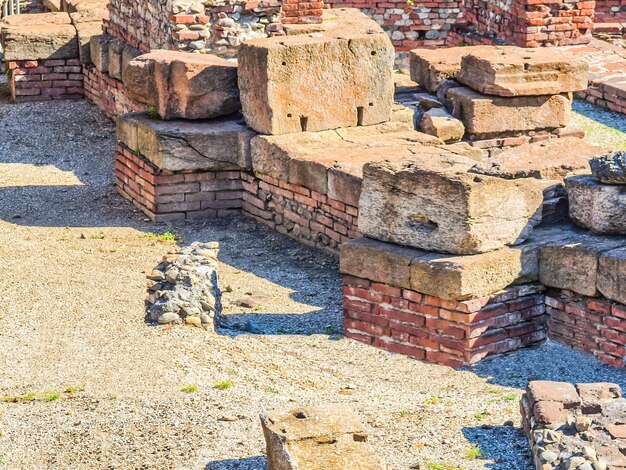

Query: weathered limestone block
[72,20,103,64]
[567,175,626,234]
[146,242,221,329]
[1,14,78,61]
[108,39,124,80]
[598,247,626,304]
[419,108,465,143]
[238,9,394,135]
[359,159,544,255]
[457,46,588,97]
[446,87,571,138]
[117,112,255,172]
[409,45,491,93]
[89,34,110,72]
[589,151,626,184]
[260,405,385,470]
[471,138,607,180]
[539,231,626,296]
[123,50,240,121]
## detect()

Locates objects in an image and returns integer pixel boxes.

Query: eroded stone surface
[89,34,110,72]
[598,247,626,304]
[522,381,626,470]
[457,46,588,97]
[123,50,240,121]
[238,9,394,135]
[359,159,544,255]
[446,87,571,138]
[419,108,465,143]
[590,151,626,184]
[471,138,607,180]
[146,242,221,329]
[261,404,385,470]
[1,18,78,61]
[73,19,103,64]
[117,112,255,172]
[567,175,626,234]
[409,46,491,93]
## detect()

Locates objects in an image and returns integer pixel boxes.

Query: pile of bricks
[547,290,626,368]
[7,59,83,102]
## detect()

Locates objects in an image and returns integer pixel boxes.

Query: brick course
[83,64,143,118]
[7,59,84,103]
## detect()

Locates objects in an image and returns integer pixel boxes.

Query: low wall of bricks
[595,0,626,23]
[83,65,142,119]
[114,144,243,222]
[7,59,84,102]
[577,78,626,115]
[343,275,547,368]
[546,289,626,368]
[241,173,361,255]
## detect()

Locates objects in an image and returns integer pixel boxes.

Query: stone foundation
[7,58,83,102]
[83,64,141,118]
[343,275,547,368]
[241,173,361,255]
[547,289,626,368]
[114,144,243,222]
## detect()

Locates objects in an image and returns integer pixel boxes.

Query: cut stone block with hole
[539,231,626,296]
[419,108,465,143]
[470,138,608,180]
[1,17,78,61]
[409,45,492,93]
[566,175,626,234]
[598,247,626,304]
[456,46,588,97]
[590,151,626,185]
[446,87,571,138]
[123,50,240,121]
[238,8,394,135]
[358,159,544,255]
[260,404,385,470]
[117,112,255,172]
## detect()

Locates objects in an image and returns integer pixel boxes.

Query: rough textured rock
[358,159,544,255]
[238,9,394,135]
[471,138,608,180]
[89,34,111,72]
[260,405,385,470]
[146,242,221,329]
[539,231,626,296]
[589,151,626,184]
[1,12,70,25]
[419,108,465,143]
[73,19,103,64]
[117,112,255,172]
[597,247,626,304]
[567,175,626,234]
[446,87,571,138]
[1,18,78,61]
[108,39,124,80]
[457,46,588,97]
[409,46,491,93]
[123,50,240,121]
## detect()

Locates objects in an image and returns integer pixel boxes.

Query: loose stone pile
[408,46,589,146]
[567,151,626,234]
[521,380,626,470]
[146,242,221,329]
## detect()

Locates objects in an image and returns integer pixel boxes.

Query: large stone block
[471,138,607,180]
[108,39,124,80]
[73,20,103,65]
[598,247,626,304]
[567,175,626,234]
[1,12,70,25]
[260,405,385,470]
[539,231,626,296]
[238,9,394,135]
[117,112,255,172]
[457,46,588,97]
[409,45,491,93]
[89,34,111,72]
[1,23,78,61]
[123,50,240,121]
[359,159,544,255]
[446,87,571,138]
[590,151,626,184]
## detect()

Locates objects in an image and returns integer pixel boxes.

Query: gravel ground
[0,95,625,470]
[571,99,626,150]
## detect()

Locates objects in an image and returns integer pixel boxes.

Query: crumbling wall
[105,0,172,52]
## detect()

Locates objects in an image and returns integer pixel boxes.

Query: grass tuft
[213,380,233,390]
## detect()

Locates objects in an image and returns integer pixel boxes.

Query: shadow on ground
[462,425,532,469]
[205,456,266,470]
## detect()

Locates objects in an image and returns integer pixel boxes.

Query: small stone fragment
[589,151,626,184]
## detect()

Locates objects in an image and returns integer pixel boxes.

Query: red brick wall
[7,59,84,103]
[595,0,626,22]
[115,144,243,222]
[546,290,626,368]
[83,65,143,119]
[241,173,361,255]
[577,77,626,115]
[343,276,547,368]
[283,0,324,24]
